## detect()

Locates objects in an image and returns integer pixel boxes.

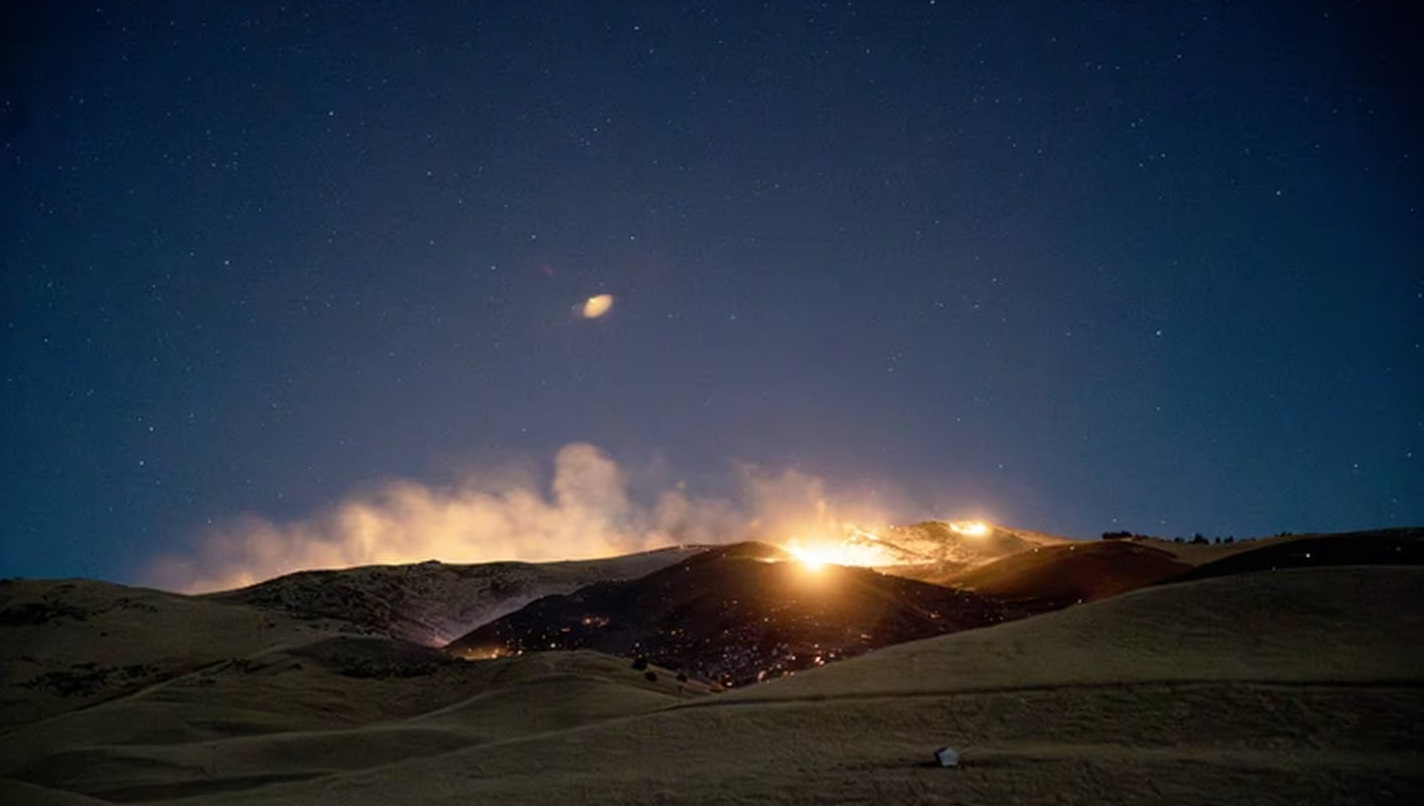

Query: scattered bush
[23,663,115,697]
[644,671,658,682]
[0,601,89,626]
[631,657,649,671]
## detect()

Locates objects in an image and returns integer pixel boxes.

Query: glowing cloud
[149,444,737,593]
[581,294,614,318]
[144,444,899,594]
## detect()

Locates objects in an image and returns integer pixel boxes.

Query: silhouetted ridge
[677,541,794,566]
[1172,528,1424,583]
[948,540,1191,614]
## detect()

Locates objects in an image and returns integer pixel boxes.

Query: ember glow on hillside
[783,521,995,571]
[951,521,991,537]
[784,532,891,571]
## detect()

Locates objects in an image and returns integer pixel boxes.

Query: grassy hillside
[5,566,1416,804]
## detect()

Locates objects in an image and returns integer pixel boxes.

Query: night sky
[3,2,1420,588]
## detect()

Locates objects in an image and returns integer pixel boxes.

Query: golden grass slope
[1,639,698,803]
[0,578,352,729]
[0,565,1404,805]
[4,560,1421,805]
[931,540,1189,603]
[720,564,1422,699]
[1,574,707,802]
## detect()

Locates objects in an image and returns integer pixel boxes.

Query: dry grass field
[3,562,1420,804]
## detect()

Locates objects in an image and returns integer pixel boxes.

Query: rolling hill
[3,525,1421,803]
[446,542,1006,686]
[941,539,1191,611]
[1170,527,1424,582]
[0,565,1409,804]
[205,546,707,645]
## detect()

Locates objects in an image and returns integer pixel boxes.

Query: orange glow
[950,520,990,537]
[783,527,898,570]
[457,646,508,660]
[785,542,833,570]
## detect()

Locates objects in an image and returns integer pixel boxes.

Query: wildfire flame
[783,527,898,571]
[782,520,995,570]
[457,646,511,660]
[950,520,990,537]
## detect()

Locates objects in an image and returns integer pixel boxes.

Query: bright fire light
[950,520,990,537]
[783,528,897,571]
[781,520,994,572]
[785,543,834,571]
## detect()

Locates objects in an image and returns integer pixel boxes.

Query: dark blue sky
[3,1,1420,585]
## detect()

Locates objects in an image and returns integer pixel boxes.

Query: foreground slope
[0,570,712,803]
[0,640,699,803]
[0,547,705,729]
[60,565,1414,806]
[720,564,1422,699]
[0,578,345,729]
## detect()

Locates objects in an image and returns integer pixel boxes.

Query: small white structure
[934,746,960,767]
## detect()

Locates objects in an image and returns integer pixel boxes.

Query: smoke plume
[146,443,887,593]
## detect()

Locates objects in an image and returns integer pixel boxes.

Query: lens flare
[582,294,614,318]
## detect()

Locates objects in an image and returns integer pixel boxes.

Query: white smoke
[146,443,885,593]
